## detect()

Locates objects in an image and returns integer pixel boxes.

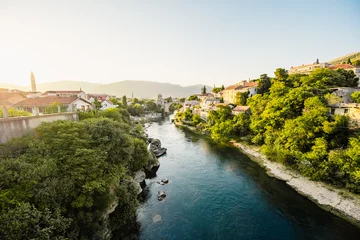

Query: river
[137,119,360,240]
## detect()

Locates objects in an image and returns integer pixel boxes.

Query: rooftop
[328,64,357,70]
[43,90,84,95]
[14,96,91,107]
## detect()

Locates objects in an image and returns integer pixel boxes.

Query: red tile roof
[328,64,356,70]
[235,82,258,90]
[14,96,90,107]
[225,81,258,91]
[0,93,27,106]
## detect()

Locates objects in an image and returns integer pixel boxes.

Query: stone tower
[30,71,36,92]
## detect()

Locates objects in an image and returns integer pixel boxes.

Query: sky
[0,0,359,87]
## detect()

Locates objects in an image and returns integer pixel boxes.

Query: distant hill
[0,80,212,98]
[328,52,360,65]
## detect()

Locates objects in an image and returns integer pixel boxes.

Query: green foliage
[353,59,360,66]
[0,106,151,238]
[347,58,352,65]
[93,99,101,110]
[351,92,360,103]
[257,74,271,94]
[128,103,145,116]
[169,102,182,112]
[0,108,31,118]
[179,66,360,193]
[202,86,207,94]
[235,91,249,105]
[179,97,186,103]
[188,95,200,101]
[212,87,222,93]
[145,100,157,111]
[122,95,128,108]
[165,97,172,103]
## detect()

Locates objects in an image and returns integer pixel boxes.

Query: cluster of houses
[181,62,360,126]
[0,72,118,117]
[182,80,257,120]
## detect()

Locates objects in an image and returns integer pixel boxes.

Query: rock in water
[161,178,169,184]
[152,215,162,223]
[157,190,166,201]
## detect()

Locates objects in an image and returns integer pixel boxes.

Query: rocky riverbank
[230,141,360,228]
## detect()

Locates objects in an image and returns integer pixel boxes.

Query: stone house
[14,96,93,115]
[222,81,258,104]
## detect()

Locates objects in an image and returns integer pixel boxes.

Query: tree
[188,95,199,101]
[351,92,360,103]
[122,95,128,108]
[169,103,182,112]
[219,97,224,103]
[235,91,249,105]
[93,99,101,110]
[347,58,352,65]
[165,97,172,103]
[257,74,271,94]
[221,85,225,90]
[179,98,186,103]
[145,101,157,111]
[353,60,360,66]
[212,87,222,93]
[202,86,207,94]
[336,68,359,87]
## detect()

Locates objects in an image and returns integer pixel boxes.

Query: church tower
[30,71,36,92]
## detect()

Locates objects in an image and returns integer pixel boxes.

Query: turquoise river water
[137,120,360,240]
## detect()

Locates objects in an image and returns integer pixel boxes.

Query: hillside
[328,52,360,65]
[0,80,212,98]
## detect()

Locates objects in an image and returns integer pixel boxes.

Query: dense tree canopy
[175,67,360,193]
[0,108,150,239]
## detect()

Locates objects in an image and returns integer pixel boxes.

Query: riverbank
[175,122,360,228]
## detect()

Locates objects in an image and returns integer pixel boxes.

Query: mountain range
[0,80,212,99]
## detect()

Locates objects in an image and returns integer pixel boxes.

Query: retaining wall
[0,112,78,143]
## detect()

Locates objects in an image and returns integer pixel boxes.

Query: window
[344,109,349,114]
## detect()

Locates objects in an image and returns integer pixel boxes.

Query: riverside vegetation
[0,107,152,239]
[175,68,360,194]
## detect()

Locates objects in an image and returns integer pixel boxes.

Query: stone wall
[0,112,78,143]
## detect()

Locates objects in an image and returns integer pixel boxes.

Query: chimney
[30,71,36,92]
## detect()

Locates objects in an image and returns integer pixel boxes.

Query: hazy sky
[1,0,359,87]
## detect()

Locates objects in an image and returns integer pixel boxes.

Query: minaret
[30,71,36,92]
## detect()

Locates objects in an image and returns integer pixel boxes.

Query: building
[331,87,360,103]
[222,81,258,104]
[289,59,330,75]
[328,64,360,87]
[157,94,165,107]
[100,99,117,110]
[183,100,200,110]
[329,103,360,127]
[232,105,251,115]
[43,90,87,99]
[200,97,221,111]
[88,93,116,103]
[14,96,93,115]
